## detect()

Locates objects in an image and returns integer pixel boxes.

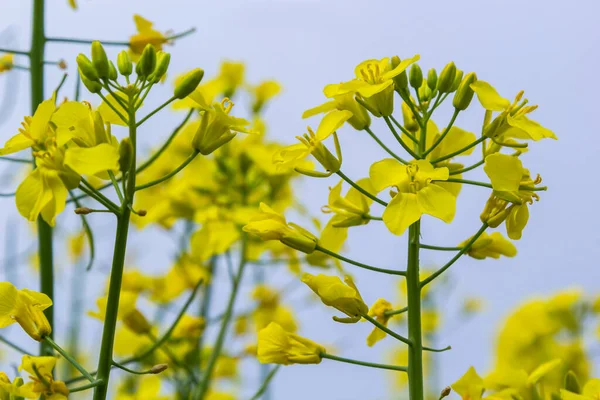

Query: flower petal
[506,115,557,141]
[484,153,523,192]
[417,184,456,223]
[382,192,421,236]
[64,143,120,176]
[369,158,406,192]
[471,81,510,112]
[315,110,352,141]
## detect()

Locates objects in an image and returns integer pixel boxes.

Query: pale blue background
[0,1,599,399]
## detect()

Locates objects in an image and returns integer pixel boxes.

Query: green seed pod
[76,54,99,82]
[119,137,133,174]
[108,61,118,81]
[437,62,456,93]
[138,44,157,78]
[91,41,109,79]
[427,68,438,91]
[565,371,581,394]
[117,50,132,76]
[150,52,171,83]
[80,71,102,93]
[452,72,477,111]
[391,56,409,94]
[409,64,423,90]
[450,69,464,92]
[174,68,205,99]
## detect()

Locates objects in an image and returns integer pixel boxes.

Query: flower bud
[76,54,99,82]
[391,56,409,94]
[150,364,169,374]
[74,207,93,215]
[117,50,132,76]
[437,62,457,93]
[565,371,581,394]
[439,387,452,400]
[15,305,52,341]
[91,40,109,79]
[418,81,432,103]
[409,64,423,90]
[119,137,133,174]
[450,69,464,92]
[480,195,509,228]
[452,72,477,111]
[401,101,419,133]
[149,52,170,83]
[281,223,318,254]
[138,44,157,78]
[174,68,205,99]
[80,71,102,94]
[108,61,118,81]
[427,68,438,91]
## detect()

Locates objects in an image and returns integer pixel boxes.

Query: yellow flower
[257,322,325,365]
[322,178,375,228]
[301,273,368,323]
[116,375,168,400]
[171,315,205,339]
[68,0,77,9]
[190,220,240,262]
[243,203,318,254]
[129,15,168,60]
[216,61,245,98]
[250,80,281,114]
[452,367,485,400]
[303,92,371,131]
[191,98,253,155]
[0,372,36,399]
[0,54,14,72]
[0,282,52,341]
[20,355,69,399]
[370,159,455,235]
[89,291,151,335]
[471,80,557,141]
[485,359,562,395]
[459,232,517,260]
[324,55,419,117]
[273,110,352,176]
[562,378,600,400]
[366,298,394,346]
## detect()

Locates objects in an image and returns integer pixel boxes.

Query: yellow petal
[0,282,18,328]
[315,110,353,141]
[369,158,405,192]
[527,358,562,385]
[471,81,510,112]
[30,97,56,141]
[64,143,120,176]
[506,115,557,141]
[0,133,35,155]
[16,169,51,223]
[417,184,456,223]
[484,153,523,192]
[382,192,420,236]
[302,101,337,119]
[40,171,69,226]
[506,204,529,240]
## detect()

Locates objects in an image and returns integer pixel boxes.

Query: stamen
[221,97,234,114]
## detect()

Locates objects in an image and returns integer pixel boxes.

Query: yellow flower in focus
[370,159,455,235]
[301,273,368,323]
[250,80,281,114]
[324,55,419,117]
[257,322,325,365]
[0,282,52,341]
[452,367,485,400]
[366,298,394,346]
[0,54,14,72]
[129,15,169,60]
[20,355,69,399]
[273,110,352,176]
[303,92,371,131]
[0,96,56,155]
[471,80,557,141]
[243,203,318,254]
[459,231,517,260]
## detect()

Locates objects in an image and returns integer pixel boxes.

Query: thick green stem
[93,98,137,400]
[407,221,424,400]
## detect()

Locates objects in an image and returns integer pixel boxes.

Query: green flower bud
[149,52,171,83]
[409,64,423,90]
[452,72,477,111]
[76,54,99,82]
[174,68,205,99]
[565,371,581,394]
[418,80,432,103]
[119,137,133,174]
[108,61,118,81]
[391,56,409,94]
[437,62,456,93]
[117,50,132,76]
[91,41,109,79]
[427,68,438,91]
[450,69,464,92]
[138,44,157,78]
[80,70,102,93]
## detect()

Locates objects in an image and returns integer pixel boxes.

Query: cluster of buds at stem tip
[76,41,173,93]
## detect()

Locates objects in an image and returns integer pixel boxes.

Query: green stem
[194,236,248,399]
[69,380,103,393]
[421,223,488,288]
[77,184,120,214]
[443,178,547,192]
[449,160,484,175]
[111,360,160,375]
[0,156,32,163]
[389,115,418,143]
[0,47,30,56]
[195,257,215,369]
[0,335,31,354]
[364,127,407,164]
[315,245,405,276]
[93,97,138,400]
[362,314,411,346]
[384,307,408,317]
[383,116,420,159]
[430,136,485,164]
[407,221,424,400]
[45,28,196,46]
[135,151,198,191]
[44,337,94,383]
[336,170,388,206]
[321,353,408,373]
[249,365,281,400]
[98,92,128,124]
[136,96,177,127]
[419,244,462,251]
[423,345,452,353]
[423,109,460,157]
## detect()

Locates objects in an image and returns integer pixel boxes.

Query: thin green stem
[423,345,452,353]
[364,127,407,164]
[383,116,420,159]
[384,307,408,317]
[407,221,424,400]
[389,115,418,143]
[111,360,161,375]
[135,151,198,191]
[45,28,196,46]
[423,109,460,157]
[0,48,30,56]
[44,337,94,383]
[68,191,96,271]
[77,184,120,214]
[365,215,383,221]
[0,335,31,354]
[419,244,462,251]
[315,245,406,276]
[195,257,216,369]
[450,160,484,175]
[98,92,128,125]
[146,332,199,384]
[194,236,248,399]
[430,136,485,164]
[336,170,387,206]
[249,365,281,400]
[421,223,488,288]
[69,380,103,393]
[108,171,124,203]
[362,314,411,346]
[321,353,408,373]
[0,156,32,163]
[136,96,177,127]
[442,178,547,192]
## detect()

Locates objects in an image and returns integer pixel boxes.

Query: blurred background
[0,0,599,399]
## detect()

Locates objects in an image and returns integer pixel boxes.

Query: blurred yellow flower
[366,298,394,346]
[20,355,69,399]
[129,15,169,60]
[0,54,14,72]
